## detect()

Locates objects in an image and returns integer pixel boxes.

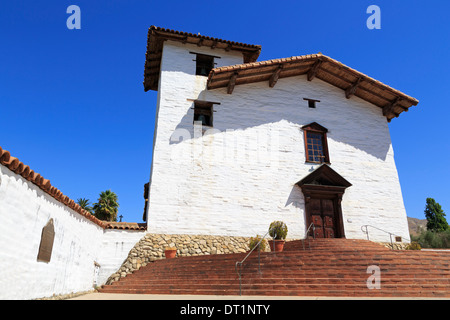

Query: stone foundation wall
[105,233,252,284]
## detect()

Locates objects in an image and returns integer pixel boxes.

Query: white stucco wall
[96,229,145,285]
[0,164,144,299]
[146,41,410,243]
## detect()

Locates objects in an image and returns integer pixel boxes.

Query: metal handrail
[235,223,318,295]
[235,229,275,296]
[302,222,316,250]
[361,224,411,244]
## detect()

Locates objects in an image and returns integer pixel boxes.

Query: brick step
[99,287,238,296]
[141,251,449,264]
[132,262,450,275]
[107,277,450,287]
[131,268,450,279]
[248,261,450,269]
[121,270,450,283]
[137,255,449,264]
[105,275,450,285]
[102,281,450,291]
[99,285,450,297]
[151,250,449,262]
[122,274,449,285]
[130,262,450,272]
[239,288,450,298]
[100,283,450,297]
[135,255,450,268]
[245,256,449,264]
[99,287,450,298]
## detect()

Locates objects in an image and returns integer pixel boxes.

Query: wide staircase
[99,238,450,298]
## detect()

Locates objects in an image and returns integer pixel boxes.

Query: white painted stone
[96,229,145,286]
[146,41,410,243]
[0,165,145,299]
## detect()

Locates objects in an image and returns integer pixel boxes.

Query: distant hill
[408,217,427,237]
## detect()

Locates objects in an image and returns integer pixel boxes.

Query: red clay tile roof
[0,145,146,231]
[105,222,147,231]
[206,53,419,121]
[143,26,261,91]
[142,26,418,121]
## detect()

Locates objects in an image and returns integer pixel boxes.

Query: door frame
[296,165,352,239]
[301,185,346,238]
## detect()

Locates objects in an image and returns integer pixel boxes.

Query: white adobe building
[143,26,419,242]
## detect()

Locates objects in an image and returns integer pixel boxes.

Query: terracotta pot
[268,240,285,252]
[164,249,177,259]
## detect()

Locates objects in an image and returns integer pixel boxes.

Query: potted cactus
[164,247,177,259]
[268,221,288,252]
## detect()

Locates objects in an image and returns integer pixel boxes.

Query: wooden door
[322,199,336,238]
[309,199,324,238]
[309,198,337,239]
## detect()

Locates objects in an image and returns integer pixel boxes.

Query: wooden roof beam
[269,65,283,88]
[383,97,402,117]
[227,72,238,94]
[345,77,363,99]
[307,59,323,81]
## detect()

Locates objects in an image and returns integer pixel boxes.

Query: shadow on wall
[285,184,314,239]
[285,184,304,209]
[168,84,391,162]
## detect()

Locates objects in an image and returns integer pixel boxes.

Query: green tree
[424,198,448,232]
[76,198,93,214]
[93,190,119,222]
[412,229,450,249]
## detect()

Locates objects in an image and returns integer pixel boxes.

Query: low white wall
[97,229,146,286]
[0,164,144,299]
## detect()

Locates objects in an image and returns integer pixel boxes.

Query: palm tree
[92,190,119,222]
[76,198,93,214]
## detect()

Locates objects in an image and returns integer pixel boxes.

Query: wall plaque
[37,219,55,263]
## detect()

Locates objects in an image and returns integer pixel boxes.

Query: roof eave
[143,26,262,92]
[206,53,419,121]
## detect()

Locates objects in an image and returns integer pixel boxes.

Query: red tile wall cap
[105,222,147,231]
[0,145,116,229]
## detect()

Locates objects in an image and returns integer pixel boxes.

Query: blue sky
[1,0,449,223]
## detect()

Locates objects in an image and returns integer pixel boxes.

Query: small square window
[303,98,321,109]
[193,101,213,127]
[195,54,215,76]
